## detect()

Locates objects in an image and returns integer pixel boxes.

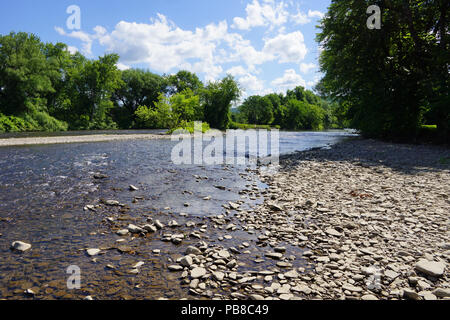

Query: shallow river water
[0,130,356,299]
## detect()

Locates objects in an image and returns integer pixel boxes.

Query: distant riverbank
[0,132,171,147]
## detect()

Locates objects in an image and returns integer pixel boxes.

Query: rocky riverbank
[151,138,449,300]
[242,138,449,300]
[0,133,171,147]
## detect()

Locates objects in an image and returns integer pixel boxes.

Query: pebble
[86,248,101,256]
[415,259,446,277]
[190,267,207,279]
[10,241,31,252]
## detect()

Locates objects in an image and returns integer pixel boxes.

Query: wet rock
[104,200,120,206]
[265,252,283,260]
[168,265,183,271]
[116,229,129,236]
[212,271,225,281]
[191,267,207,279]
[93,173,108,179]
[218,250,230,259]
[168,220,179,227]
[86,248,101,256]
[127,224,144,234]
[155,220,165,229]
[129,185,139,191]
[186,246,202,255]
[143,224,157,233]
[11,241,31,252]
[180,256,193,268]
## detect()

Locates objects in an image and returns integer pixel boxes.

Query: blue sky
[0,0,331,98]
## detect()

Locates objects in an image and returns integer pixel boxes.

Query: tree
[0,32,68,131]
[112,69,167,128]
[264,93,285,126]
[168,70,203,95]
[317,0,449,142]
[171,89,202,122]
[239,95,274,125]
[203,75,241,130]
[66,53,124,129]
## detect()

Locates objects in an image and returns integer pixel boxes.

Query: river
[0,130,357,299]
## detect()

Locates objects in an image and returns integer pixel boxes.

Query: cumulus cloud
[263,31,307,63]
[116,63,130,71]
[231,0,289,30]
[226,65,248,77]
[299,62,316,74]
[55,26,105,56]
[66,45,78,54]
[54,1,323,95]
[271,69,306,91]
[238,73,265,92]
[307,10,324,19]
[291,8,324,25]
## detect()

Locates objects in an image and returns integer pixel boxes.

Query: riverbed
[0,130,356,299]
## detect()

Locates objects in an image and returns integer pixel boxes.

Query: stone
[432,288,450,298]
[284,270,299,279]
[212,271,225,281]
[143,224,157,233]
[415,259,445,277]
[86,248,101,256]
[403,288,421,300]
[191,267,207,279]
[11,241,31,252]
[155,220,165,229]
[342,283,363,293]
[116,229,129,236]
[168,265,183,271]
[168,220,179,227]
[265,252,283,260]
[384,270,399,280]
[325,228,342,237]
[279,293,294,300]
[104,200,120,206]
[127,224,144,234]
[180,256,193,268]
[186,246,202,255]
[361,294,378,300]
[218,250,230,259]
[129,185,139,191]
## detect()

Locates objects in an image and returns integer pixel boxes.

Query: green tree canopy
[317,0,449,142]
[203,75,241,130]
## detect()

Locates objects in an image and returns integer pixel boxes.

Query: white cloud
[263,31,308,63]
[54,2,323,95]
[299,62,316,74]
[291,11,311,25]
[66,45,78,54]
[116,63,130,71]
[226,66,248,77]
[308,10,324,19]
[291,8,324,25]
[55,26,105,56]
[238,73,265,92]
[271,69,306,91]
[231,0,289,30]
